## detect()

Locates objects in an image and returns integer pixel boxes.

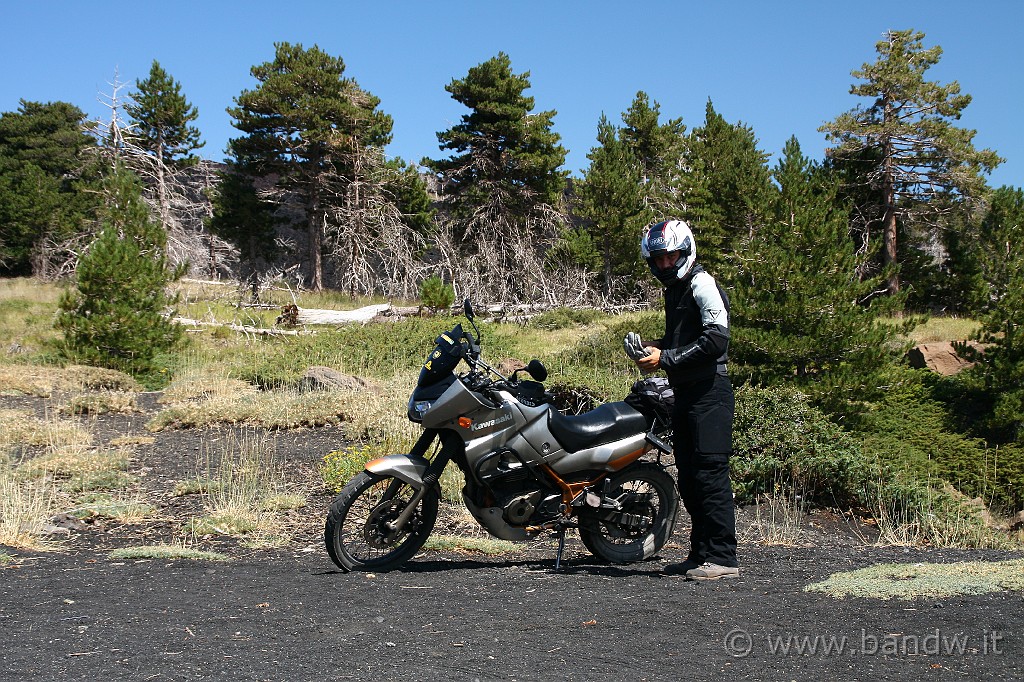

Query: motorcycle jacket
[656,264,730,386]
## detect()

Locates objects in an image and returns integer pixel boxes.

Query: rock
[906,341,982,376]
[298,366,374,393]
[1010,510,1024,532]
[48,512,89,531]
[35,524,71,538]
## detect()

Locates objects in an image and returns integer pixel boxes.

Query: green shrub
[851,372,1024,512]
[419,275,454,313]
[530,307,603,330]
[732,385,875,507]
[320,444,379,492]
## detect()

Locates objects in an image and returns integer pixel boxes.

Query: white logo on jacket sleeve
[691,272,729,328]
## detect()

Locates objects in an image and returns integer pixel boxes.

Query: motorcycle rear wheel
[578,462,678,564]
[324,471,438,571]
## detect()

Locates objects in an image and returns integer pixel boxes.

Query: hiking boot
[664,556,703,575]
[685,562,739,581]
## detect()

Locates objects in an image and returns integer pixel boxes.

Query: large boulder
[906,341,982,376]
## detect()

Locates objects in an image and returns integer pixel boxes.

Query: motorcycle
[324,299,679,571]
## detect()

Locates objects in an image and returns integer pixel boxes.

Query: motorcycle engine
[502,492,541,524]
[473,449,564,525]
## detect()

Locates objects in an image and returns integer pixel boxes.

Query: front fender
[364,454,431,488]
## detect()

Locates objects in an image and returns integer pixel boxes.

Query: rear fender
[364,454,431,488]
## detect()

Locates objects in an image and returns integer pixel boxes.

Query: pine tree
[206,165,280,283]
[125,60,203,166]
[382,158,435,236]
[620,91,688,217]
[686,100,772,276]
[963,186,1024,442]
[731,137,911,410]
[820,29,1002,297]
[125,60,204,233]
[574,114,645,297]
[0,100,100,276]
[55,165,184,381]
[424,52,567,233]
[574,92,698,299]
[228,42,393,291]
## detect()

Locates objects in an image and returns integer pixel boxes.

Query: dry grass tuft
[0,461,55,548]
[0,364,142,398]
[0,409,93,448]
[59,391,141,416]
[743,489,808,547]
[109,544,231,562]
[182,431,300,542]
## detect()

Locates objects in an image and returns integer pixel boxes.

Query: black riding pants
[671,374,737,567]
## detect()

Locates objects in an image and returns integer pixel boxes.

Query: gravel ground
[2,391,1022,681]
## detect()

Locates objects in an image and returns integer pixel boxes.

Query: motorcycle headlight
[408,399,434,422]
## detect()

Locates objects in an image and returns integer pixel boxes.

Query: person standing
[629,219,738,580]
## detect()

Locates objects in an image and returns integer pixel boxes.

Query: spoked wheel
[324,471,439,572]
[578,462,679,564]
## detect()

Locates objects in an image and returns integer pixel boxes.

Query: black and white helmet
[641,220,696,285]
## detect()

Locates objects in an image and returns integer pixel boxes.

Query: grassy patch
[68,493,156,522]
[159,372,257,404]
[0,278,63,361]
[905,316,981,344]
[147,388,350,431]
[186,512,260,536]
[805,559,1024,600]
[0,364,142,398]
[183,431,295,540]
[259,492,306,511]
[18,446,129,482]
[0,410,93,449]
[423,534,519,556]
[109,544,231,562]
[173,477,222,496]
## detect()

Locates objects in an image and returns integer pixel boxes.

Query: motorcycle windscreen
[417,324,466,387]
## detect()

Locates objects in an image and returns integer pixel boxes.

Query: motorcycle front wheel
[578,462,678,564]
[324,471,439,572]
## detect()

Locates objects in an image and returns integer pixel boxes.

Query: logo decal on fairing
[470,413,514,431]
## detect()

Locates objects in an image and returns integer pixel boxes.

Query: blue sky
[3,1,1021,188]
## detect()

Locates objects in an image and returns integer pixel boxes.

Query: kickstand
[552,526,567,572]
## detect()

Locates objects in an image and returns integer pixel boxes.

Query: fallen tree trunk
[279,303,393,326]
[173,317,301,336]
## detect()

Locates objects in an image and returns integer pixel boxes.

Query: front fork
[379,429,461,534]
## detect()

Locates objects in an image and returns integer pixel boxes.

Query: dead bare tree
[426,137,597,305]
[87,74,238,278]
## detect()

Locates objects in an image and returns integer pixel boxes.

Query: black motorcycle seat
[547,401,649,452]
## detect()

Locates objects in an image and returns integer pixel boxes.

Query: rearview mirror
[526,359,548,382]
